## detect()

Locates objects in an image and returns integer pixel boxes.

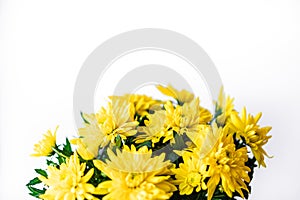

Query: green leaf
[115,135,122,148]
[136,140,152,149]
[62,138,73,156]
[27,185,46,198]
[34,169,47,178]
[26,177,41,186]
[46,159,58,167]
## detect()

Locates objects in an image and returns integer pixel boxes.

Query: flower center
[187,172,201,187]
[125,173,145,188]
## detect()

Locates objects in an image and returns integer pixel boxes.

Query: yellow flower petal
[31,126,58,157]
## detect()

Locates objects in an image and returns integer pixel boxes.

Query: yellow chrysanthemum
[204,124,250,200]
[71,138,95,160]
[39,152,98,200]
[93,145,177,200]
[199,106,213,124]
[172,153,207,195]
[157,84,194,105]
[164,98,202,143]
[216,87,235,126]
[31,126,58,157]
[173,122,238,197]
[229,107,272,167]
[135,110,166,146]
[79,97,139,157]
[157,84,211,124]
[183,124,214,157]
[125,94,161,116]
[134,96,211,147]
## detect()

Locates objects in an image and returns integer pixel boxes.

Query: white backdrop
[1,0,300,199]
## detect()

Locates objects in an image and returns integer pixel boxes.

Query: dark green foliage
[26,172,47,199]
[135,140,152,149]
[34,169,47,178]
[62,138,73,156]
[27,185,46,199]
[46,159,58,167]
[26,177,42,186]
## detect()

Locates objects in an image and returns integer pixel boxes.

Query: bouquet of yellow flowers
[27,85,272,200]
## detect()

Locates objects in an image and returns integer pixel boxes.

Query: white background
[1,0,300,199]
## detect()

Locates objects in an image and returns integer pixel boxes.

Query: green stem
[52,147,68,158]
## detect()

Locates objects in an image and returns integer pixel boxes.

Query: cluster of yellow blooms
[29,85,272,200]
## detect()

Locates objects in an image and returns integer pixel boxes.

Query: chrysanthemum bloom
[78,97,139,157]
[136,98,209,146]
[215,87,235,126]
[164,98,203,142]
[172,153,207,195]
[93,145,177,200]
[135,110,167,146]
[204,124,250,200]
[31,126,58,157]
[156,84,194,105]
[157,84,212,124]
[39,152,98,200]
[199,106,213,124]
[229,107,272,167]
[125,94,162,116]
[71,138,95,160]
